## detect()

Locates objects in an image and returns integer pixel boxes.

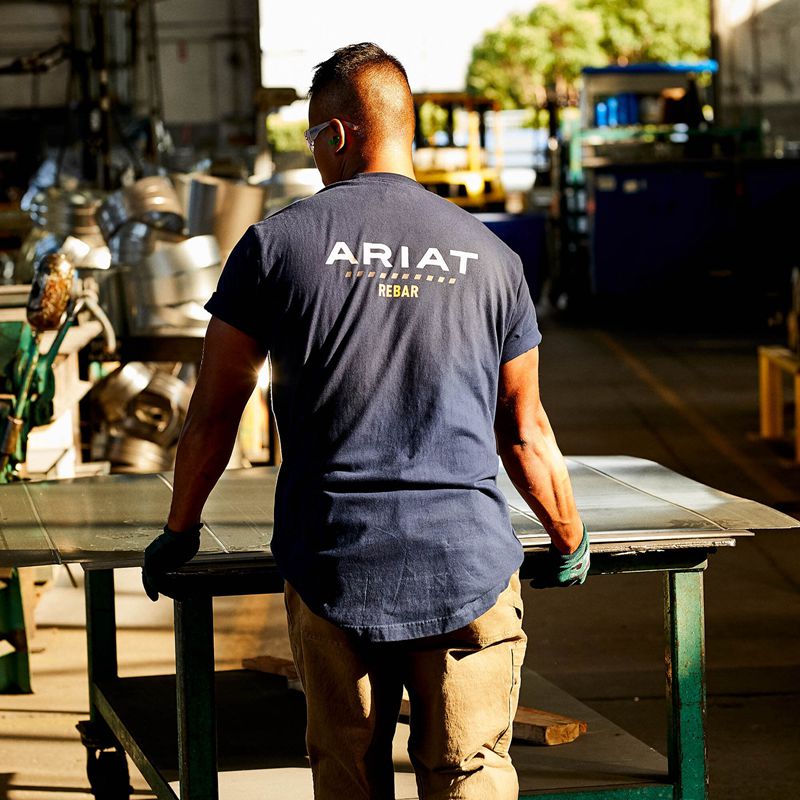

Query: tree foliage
[591,0,710,64]
[467,0,710,109]
[265,115,307,153]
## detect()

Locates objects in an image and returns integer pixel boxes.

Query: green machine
[0,251,115,692]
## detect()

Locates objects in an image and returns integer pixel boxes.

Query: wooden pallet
[758,345,800,461]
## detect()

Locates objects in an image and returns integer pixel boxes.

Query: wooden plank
[242,655,587,746]
[759,345,800,374]
[512,705,588,746]
[398,693,587,746]
[241,654,298,679]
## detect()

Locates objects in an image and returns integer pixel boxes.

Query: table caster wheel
[86,748,131,800]
[77,721,132,800]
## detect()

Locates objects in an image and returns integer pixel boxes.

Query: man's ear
[329,118,347,153]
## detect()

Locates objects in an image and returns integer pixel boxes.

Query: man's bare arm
[167,316,267,531]
[494,346,583,554]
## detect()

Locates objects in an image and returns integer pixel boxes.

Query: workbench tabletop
[0,456,796,569]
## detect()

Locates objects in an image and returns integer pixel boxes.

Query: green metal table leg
[0,568,32,693]
[664,570,708,800]
[175,593,218,800]
[82,569,132,799]
[84,568,119,736]
[85,569,119,689]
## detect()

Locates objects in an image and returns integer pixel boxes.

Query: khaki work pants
[285,574,527,800]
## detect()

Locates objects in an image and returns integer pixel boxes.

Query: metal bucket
[186,176,220,237]
[215,181,267,257]
[186,176,266,257]
[126,264,221,309]
[60,236,111,271]
[35,189,104,239]
[140,235,220,278]
[107,221,153,266]
[96,267,129,337]
[108,221,186,267]
[131,301,211,331]
[98,176,184,240]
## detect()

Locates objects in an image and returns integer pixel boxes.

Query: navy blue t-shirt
[205,172,541,641]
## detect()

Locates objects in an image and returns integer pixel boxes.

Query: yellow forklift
[413,92,506,211]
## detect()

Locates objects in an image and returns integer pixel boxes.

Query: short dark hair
[308,42,415,150]
[309,42,410,99]
[308,43,415,149]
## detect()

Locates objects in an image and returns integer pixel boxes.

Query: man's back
[207,171,541,640]
[146,43,585,800]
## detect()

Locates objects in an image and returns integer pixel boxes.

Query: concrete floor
[2,313,799,798]
[531,314,800,799]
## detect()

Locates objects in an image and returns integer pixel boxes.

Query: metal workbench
[1,456,797,800]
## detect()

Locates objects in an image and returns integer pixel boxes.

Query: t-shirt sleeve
[500,261,542,363]
[204,226,269,347]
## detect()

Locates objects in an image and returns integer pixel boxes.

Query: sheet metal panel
[0,456,796,569]
[20,473,173,564]
[569,455,799,531]
[515,464,700,529]
[0,484,59,567]
[515,528,752,547]
[500,461,728,545]
[161,469,275,555]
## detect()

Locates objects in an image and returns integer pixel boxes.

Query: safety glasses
[304,120,358,153]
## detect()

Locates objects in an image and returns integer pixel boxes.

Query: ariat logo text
[326,241,478,275]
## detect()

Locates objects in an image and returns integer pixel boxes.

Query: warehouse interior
[1,1,799,799]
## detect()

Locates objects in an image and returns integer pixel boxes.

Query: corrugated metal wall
[717,0,800,141]
[0,0,261,149]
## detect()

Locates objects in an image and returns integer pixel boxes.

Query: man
[143,43,588,800]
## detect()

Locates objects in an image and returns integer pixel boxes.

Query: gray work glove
[530,525,589,588]
[141,524,202,601]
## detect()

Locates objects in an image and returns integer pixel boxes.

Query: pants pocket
[493,638,526,757]
[450,573,525,648]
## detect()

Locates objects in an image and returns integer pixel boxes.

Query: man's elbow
[497,418,551,459]
[496,398,549,445]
